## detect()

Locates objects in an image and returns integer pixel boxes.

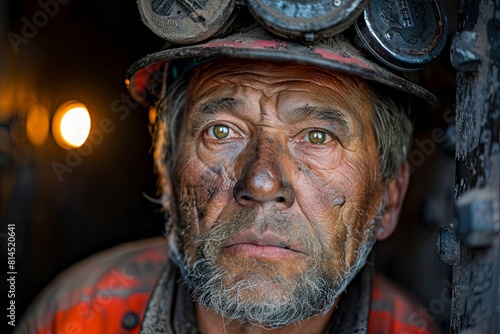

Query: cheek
[173,151,238,235]
[294,152,368,226]
[294,153,381,265]
[342,153,382,219]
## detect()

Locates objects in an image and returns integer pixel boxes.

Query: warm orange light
[148,106,157,124]
[52,101,91,149]
[26,102,50,146]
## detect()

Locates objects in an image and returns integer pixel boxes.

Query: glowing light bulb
[59,107,91,147]
[53,101,91,149]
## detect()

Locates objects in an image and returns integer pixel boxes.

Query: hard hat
[126,1,447,109]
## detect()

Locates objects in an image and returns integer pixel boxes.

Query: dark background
[0,1,166,332]
[0,1,457,333]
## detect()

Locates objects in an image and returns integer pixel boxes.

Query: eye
[304,130,331,144]
[206,124,233,139]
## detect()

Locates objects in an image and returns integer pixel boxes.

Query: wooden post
[450,0,500,332]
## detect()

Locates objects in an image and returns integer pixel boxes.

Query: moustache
[196,207,323,261]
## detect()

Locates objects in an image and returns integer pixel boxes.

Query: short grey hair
[369,89,413,180]
[151,70,413,213]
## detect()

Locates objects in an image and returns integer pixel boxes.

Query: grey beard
[175,204,383,329]
[185,258,335,329]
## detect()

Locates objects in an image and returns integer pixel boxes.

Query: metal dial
[355,0,448,70]
[247,0,367,41]
[138,0,236,44]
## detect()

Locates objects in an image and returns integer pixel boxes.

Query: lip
[223,230,306,258]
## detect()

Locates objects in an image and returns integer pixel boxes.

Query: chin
[194,266,337,328]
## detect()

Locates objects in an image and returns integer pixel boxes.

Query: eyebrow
[191,98,245,132]
[200,97,244,115]
[281,105,353,135]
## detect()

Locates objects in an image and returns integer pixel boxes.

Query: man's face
[171,59,386,327]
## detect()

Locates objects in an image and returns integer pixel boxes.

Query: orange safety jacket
[15,237,440,334]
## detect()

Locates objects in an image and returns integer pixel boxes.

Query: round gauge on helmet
[247,0,367,42]
[137,0,236,44]
[354,0,448,71]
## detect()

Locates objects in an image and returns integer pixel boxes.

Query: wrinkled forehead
[186,58,375,115]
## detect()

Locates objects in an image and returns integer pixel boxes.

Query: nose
[233,146,295,208]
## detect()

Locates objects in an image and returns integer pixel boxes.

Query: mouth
[222,231,306,259]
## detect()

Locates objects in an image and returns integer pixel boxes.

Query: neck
[195,300,338,334]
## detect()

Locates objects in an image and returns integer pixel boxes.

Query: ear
[376,162,411,240]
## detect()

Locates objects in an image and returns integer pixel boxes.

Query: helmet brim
[126,24,439,109]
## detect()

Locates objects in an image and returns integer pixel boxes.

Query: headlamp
[137,0,447,71]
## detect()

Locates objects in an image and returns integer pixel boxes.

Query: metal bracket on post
[455,155,500,248]
[456,191,500,248]
[438,155,500,263]
[450,31,482,73]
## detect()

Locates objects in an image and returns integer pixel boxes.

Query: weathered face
[171,59,387,327]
